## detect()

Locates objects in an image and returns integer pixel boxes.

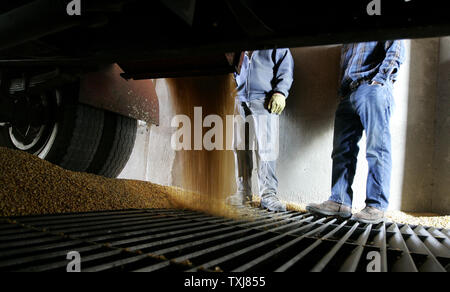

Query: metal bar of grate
[0,238,86,260]
[231,217,339,272]
[414,226,450,259]
[0,209,448,272]
[147,213,303,257]
[386,223,418,272]
[400,224,447,272]
[0,244,103,269]
[339,224,373,272]
[311,222,360,272]
[83,217,233,244]
[427,228,450,249]
[29,211,202,230]
[187,215,319,272]
[378,223,389,272]
[16,249,125,272]
[274,218,340,272]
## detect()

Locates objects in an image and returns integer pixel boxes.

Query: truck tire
[0,82,137,178]
[47,95,105,172]
[0,83,105,173]
[86,112,137,178]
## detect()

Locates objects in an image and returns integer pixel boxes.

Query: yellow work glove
[268,93,286,115]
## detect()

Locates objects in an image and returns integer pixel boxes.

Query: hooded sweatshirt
[235,49,294,102]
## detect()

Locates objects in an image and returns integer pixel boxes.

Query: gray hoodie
[235,49,294,102]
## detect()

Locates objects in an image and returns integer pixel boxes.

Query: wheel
[87,112,137,178]
[0,81,137,178]
[0,83,105,172]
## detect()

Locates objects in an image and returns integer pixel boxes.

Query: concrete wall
[120,38,450,214]
[274,45,340,206]
[119,79,176,185]
[433,37,450,214]
[401,39,440,212]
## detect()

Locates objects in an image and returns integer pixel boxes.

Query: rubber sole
[306,206,352,219]
[261,201,287,213]
[351,216,386,225]
[261,207,287,213]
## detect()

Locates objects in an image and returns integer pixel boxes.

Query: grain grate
[0,209,449,272]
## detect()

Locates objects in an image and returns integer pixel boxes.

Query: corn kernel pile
[0,147,233,218]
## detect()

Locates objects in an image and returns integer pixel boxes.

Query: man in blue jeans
[228,49,294,212]
[307,41,406,224]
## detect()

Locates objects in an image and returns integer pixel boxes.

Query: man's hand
[268,93,286,115]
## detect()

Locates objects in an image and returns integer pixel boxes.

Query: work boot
[226,192,252,207]
[261,194,286,212]
[353,206,385,224]
[306,200,352,219]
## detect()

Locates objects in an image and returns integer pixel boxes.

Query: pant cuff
[329,197,352,208]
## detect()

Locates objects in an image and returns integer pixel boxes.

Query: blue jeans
[330,82,395,211]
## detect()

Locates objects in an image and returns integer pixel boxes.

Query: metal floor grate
[0,209,449,272]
